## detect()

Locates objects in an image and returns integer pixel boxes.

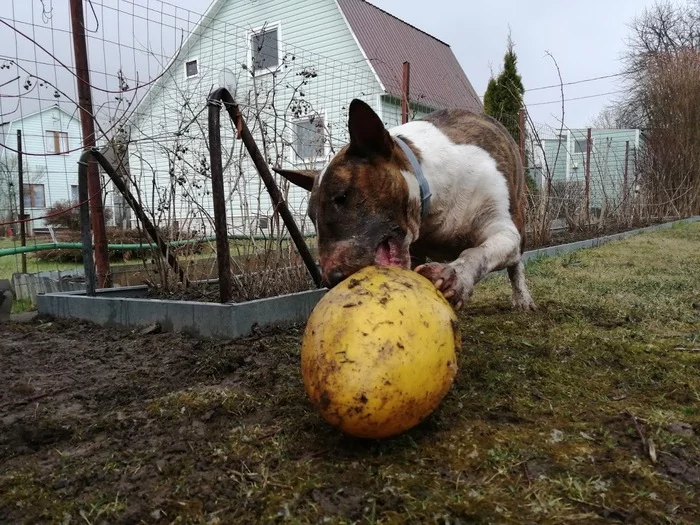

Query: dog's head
[275,99,421,288]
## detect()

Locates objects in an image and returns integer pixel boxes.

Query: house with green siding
[0,105,103,231]
[127,0,481,235]
[535,128,645,213]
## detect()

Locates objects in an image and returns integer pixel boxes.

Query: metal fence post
[17,130,27,274]
[206,96,233,304]
[77,151,96,297]
[585,128,592,223]
[69,0,111,288]
[401,61,411,124]
[519,108,526,169]
[623,140,630,214]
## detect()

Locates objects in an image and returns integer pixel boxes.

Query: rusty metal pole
[401,61,411,124]
[519,108,526,169]
[17,130,27,274]
[69,0,111,288]
[209,88,322,288]
[89,149,188,288]
[585,128,592,224]
[206,98,233,304]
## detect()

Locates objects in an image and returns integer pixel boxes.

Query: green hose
[0,234,316,258]
[0,237,214,257]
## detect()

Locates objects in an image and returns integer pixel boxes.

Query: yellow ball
[301,265,461,439]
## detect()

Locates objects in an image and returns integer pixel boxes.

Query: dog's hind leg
[507,262,536,311]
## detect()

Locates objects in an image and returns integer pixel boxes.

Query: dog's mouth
[374,237,406,267]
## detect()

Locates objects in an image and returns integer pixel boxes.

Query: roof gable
[337,0,482,111]
[130,0,481,122]
[0,104,79,128]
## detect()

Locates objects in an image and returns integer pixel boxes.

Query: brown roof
[337,0,482,112]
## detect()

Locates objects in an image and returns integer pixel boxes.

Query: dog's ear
[348,99,392,158]
[273,168,318,191]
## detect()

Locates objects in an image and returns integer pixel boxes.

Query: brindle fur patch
[422,109,527,251]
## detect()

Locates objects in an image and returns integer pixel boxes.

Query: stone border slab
[38,288,327,339]
[37,217,699,339]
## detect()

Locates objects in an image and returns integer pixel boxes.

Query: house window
[574,137,590,154]
[185,59,198,78]
[70,184,79,202]
[23,184,46,208]
[45,130,69,154]
[295,115,326,160]
[250,25,279,72]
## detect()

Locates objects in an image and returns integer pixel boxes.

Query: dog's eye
[333,193,347,206]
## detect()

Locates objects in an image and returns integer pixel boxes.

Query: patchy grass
[10,298,34,314]
[0,223,699,523]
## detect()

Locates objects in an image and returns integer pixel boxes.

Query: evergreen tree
[484,34,535,192]
[483,33,524,145]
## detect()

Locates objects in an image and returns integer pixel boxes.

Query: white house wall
[1,107,84,229]
[127,0,383,237]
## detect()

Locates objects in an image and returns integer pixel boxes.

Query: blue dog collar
[394,136,431,218]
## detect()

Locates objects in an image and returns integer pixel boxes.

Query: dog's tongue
[375,240,403,266]
[375,241,392,265]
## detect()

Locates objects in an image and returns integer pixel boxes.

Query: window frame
[184,58,199,79]
[574,136,593,154]
[45,129,69,155]
[23,183,46,209]
[292,112,328,163]
[247,22,282,75]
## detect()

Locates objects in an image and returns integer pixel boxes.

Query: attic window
[45,130,68,154]
[251,25,279,73]
[185,59,199,78]
[295,115,326,160]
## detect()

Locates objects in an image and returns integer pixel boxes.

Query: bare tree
[620,0,700,216]
[588,105,628,129]
[0,156,18,224]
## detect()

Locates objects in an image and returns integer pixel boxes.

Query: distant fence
[11,269,86,305]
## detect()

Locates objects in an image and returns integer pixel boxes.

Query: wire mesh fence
[520,114,689,247]
[1,0,375,299]
[0,0,691,302]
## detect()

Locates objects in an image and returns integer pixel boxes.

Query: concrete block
[37,288,327,339]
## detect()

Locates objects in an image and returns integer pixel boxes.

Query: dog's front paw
[414,262,469,310]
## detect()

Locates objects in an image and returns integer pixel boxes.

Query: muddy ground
[1,223,699,524]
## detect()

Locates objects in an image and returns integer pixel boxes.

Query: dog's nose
[326,269,346,287]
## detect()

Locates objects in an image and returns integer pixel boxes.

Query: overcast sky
[1,0,668,130]
[166,0,661,128]
[364,0,657,127]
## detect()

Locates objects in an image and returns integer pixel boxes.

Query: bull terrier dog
[274,98,536,311]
